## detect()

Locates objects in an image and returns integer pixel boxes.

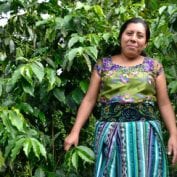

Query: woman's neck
[112,54,144,67]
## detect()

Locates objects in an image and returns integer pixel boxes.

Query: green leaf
[0,82,3,96]
[167,5,176,15]
[4,139,15,159]
[0,151,5,169]
[16,47,24,58]
[79,80,89,93]
[62,15,72,27]
[72,88,83,104]
[10,68,21,83]
[53,88,66,104]
[55,77,61,87]
[67,48,79,61]
[9,39,15,53]
[16,56,28,62]
[93,5,105,17]
[159,6,167,15]
[0,52,7,61]
[76,145,95,163]
[172,33,177,44]
[45,57,56,68]
[6,68,21,92]
[83,54,91,72]
[68,35,80,48]
[8,109,24,132]
[1,97,14,106]
[46,68,56,91]
[38,111,46,124]
[34,167,45,177]
[23,138,32,157]
[31,139,41,159]
[45,28,56,43]
[22,82,34,96]
[26,129,38,137]
[31,138,46,159]
[35,20,49,27]
[0,110,17,137]
[4,38,10,46]
[154,36,161,49]
[75,2,91,10]
[87,34,100,45]
[85,46,98,61]
[32,107,46,123]
[71,152,79,171]
[11,138,25,161]
[64,47,83,71]
[27,26,35,40]
[31,61,44,83]
[102,33,110,42]
[16,102,34,114]
[20,66,33,84]
[168,81,177,94]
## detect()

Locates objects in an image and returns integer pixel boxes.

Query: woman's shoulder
[144,56,163,76]
[95,56,112,67]
[144,56,162,64]
[98,56,111,63]
[94,56,113,75]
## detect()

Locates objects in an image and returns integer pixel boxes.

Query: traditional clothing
[94,57,168,177]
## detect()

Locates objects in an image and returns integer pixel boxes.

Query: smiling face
[120,23,147,58]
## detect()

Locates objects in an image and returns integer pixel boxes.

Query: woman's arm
[156,71,177,164]
[64,69,101,151]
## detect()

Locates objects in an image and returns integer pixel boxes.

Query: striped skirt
[94,120,168,177]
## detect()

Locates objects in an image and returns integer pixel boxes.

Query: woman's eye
[138,35,144,38]
[127,32,133,35]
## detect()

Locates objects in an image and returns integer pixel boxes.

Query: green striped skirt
[94,102,169,177]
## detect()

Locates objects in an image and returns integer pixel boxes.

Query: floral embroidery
[143,59,154,72]
[94,57,163,104]
[119,75,129,83]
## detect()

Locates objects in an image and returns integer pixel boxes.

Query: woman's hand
[168,134,177,165]
[64,132,79,151]
[64,70,100,152]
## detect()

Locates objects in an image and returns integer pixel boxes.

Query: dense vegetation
[0,0,177,176]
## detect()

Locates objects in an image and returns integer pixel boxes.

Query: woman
[64,17,177,176]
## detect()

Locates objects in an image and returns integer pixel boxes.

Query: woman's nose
[130,35,136,42]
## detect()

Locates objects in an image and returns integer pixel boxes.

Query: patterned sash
[100,101,158,122]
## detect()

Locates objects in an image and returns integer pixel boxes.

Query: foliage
[64,145,95,176]
[0,0,177,176]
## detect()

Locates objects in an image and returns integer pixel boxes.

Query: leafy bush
[0,0,177,176]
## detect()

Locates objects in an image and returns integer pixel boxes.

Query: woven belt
[99,101,158,122]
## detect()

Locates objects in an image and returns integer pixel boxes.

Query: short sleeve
[154,60,164,77]
[94,59,103,76]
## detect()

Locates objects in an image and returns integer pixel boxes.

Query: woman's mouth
[127,45,137,48]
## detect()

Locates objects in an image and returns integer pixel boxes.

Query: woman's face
[120,22,147,58]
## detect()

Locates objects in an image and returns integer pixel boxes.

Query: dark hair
[118,17,150,43]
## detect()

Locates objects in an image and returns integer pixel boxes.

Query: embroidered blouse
[94,57,163,104]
